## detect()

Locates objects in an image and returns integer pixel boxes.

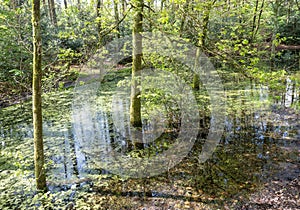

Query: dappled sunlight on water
[0,72,299,208]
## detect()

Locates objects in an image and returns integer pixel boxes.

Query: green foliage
[1,0,300,208]
[0,1,32,95]
[1,0,299,105]
[57,5,99,61]
[276,3,300,45]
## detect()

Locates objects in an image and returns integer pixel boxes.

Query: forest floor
[99,162,300,209]
[0,90,31,108]
[86,105,300,209]
[235,161,300,210]
[235,109,300,209]
[83,151,299,209]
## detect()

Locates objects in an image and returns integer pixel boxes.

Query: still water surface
[0,75,299,208]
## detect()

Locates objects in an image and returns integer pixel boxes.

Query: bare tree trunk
[160,0,164,11]
[254,0,265,39]
[148,0,153,31]
[64,0,68,9]
[251,0,265,42]
[48,0,57,26]
[179,0,190,36]
[291,83,295,104]
[96,0,102,44]
[193,48,201,90]
[251,0,259,42]
[130,0,143,128]
[193,0,215,90]
[113,0,120,38]
[47,0,51,21]
[32,0,47,191]
[77,0,81,10]
[271,0,282,61]
[121,0,126,15]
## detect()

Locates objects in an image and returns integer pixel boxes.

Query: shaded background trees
[0,0,299,105]
[0,0,299,208]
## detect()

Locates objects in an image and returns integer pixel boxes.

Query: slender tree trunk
[77,0,81,10]
[96,0,102,44]
[254,0,265,39]
[113,0,120,38]
[47,0,52,21]
[251,0,259,42]
[193,48,201,90]
[291,83,295,104]
[160,0,164,11]
[271,0,281,61]
[64,0,68,9]
[179,0,189,36]
[148,0,153,31]
[121,0,126,15]
[287,0,291,24]
[193,0,215,90]
[51,0,57,26]
[48,0,57,26]
[130,0,143,128]
[32,0,46,191]
[251,0,265,42]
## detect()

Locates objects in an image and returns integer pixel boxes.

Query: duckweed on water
[0,69,299,209]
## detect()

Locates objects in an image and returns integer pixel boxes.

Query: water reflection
[0,77,299,201]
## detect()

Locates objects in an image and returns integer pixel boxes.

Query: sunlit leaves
[158,9,169,24]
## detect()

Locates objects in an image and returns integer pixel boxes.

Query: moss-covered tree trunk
[32,0,46,191]
[130,0,143,128]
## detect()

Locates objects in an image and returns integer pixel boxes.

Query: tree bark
[251,0,259,42]
[113,0,120,38]
[121,0,126,14]
[96,0,102,44]
[148,0,153,31]
[251,0,265,42]
[77,0,81,10]
[130,0,143,128]
[160,0,164,11]
[32,0,47,191]
[179,0,190,36]
[48,0,57,26]
[64,0,68,9]
[271,0,282,59]
[193,0,215,90]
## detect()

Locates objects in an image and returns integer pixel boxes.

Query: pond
[0,68,299,209]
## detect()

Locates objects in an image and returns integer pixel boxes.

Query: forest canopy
[0,0,299,106]
[0,0,300,209]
